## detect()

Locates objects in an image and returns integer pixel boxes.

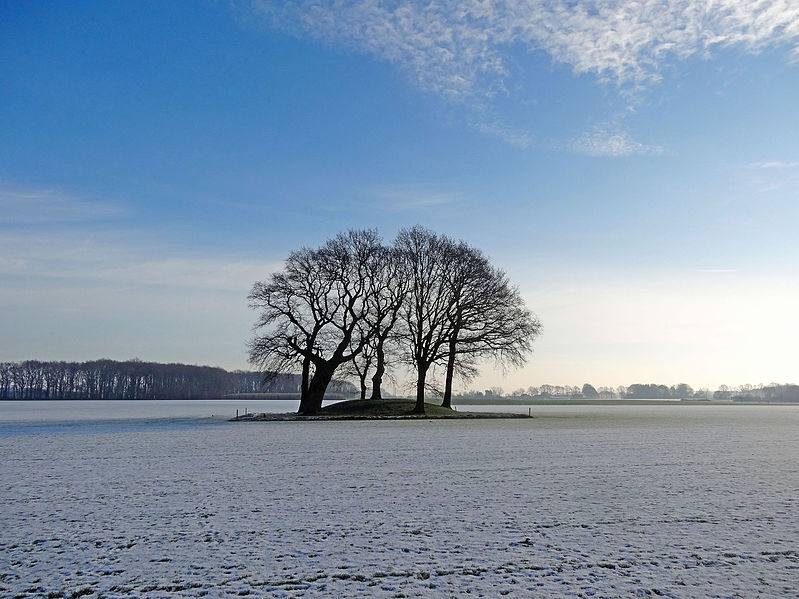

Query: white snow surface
[1,404,798,598]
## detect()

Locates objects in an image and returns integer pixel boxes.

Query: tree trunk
[298,393,312,415]
[441,334,458,409]
[369,342,385,400]
[301,363,336,415]
[297,355,312,414]
[358,372,367,401]
[412,365,427,414]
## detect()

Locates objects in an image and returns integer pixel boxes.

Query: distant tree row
[459,382,799,402]
[0,359,355,400]
[481,383,695,400]
[730,384,799,403]
[6,358,795,404]
[462,383,614,399]
[622,383,696,399]
[248,227,542,415]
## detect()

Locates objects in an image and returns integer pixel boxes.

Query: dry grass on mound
[232,398,530,420]
[320,398,455,417]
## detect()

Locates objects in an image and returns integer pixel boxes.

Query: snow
[1,404,798,597]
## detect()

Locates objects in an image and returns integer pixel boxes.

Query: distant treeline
[457,382,698,400]
[459,382,799,402]
[622,383,799,402]
[0,359,356,400]
[731,385,799,403]
[622,383,696,399]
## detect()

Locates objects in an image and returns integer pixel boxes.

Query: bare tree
[335,242,408,401]
[248,246,331,406]
[0,362,12,399]
[249,229,387,415]
[365,244,408,400]
[340,325,376,400]
[438,243,541,408]
[395,226,458,414]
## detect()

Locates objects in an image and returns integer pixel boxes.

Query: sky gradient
[2,1,798,392]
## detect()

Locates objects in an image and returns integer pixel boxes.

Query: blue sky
[2,1,799,391]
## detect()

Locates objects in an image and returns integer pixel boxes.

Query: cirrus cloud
[749,161,799,169]
[0,188,125,224]
[568,125,664,157]
[248,0,799,100]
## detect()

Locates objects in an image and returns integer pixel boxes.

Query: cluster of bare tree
[0,359,352,400]
[248,227,542,415]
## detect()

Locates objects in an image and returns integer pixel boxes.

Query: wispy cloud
[249,1,799,100]
[96,258,281,291]
[470,121,532,148]
[0,187,281,291]
[744,160,799,193]
[568,126,663,157]
[749,161,799,169]
[373,187,461,212]
[0,188,125,224]
[0,231,281,292]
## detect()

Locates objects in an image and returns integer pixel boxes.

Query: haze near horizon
[2,1,798,390]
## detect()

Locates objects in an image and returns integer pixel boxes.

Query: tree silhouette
[249,230,391,414]
[395,226,459,414]
[249,226,541,415]
[439,241,541,408]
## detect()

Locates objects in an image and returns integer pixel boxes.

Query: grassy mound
[231,398,530,420]
[320,398,456,417]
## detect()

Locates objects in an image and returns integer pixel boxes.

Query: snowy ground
[1,404,798,598]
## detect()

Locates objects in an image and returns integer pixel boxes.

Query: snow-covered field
[2,403,798,598]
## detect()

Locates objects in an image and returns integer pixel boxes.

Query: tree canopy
[249,227,542,415]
